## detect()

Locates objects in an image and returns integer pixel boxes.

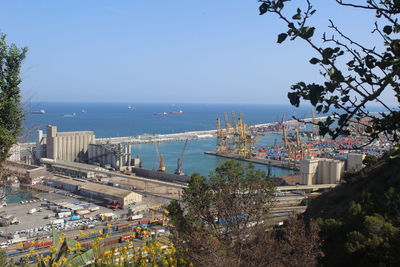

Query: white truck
[50,219,65,225]
[28,208,37,214]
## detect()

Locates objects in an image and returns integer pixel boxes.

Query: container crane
[175,139,189,175]
[155,142,166,172]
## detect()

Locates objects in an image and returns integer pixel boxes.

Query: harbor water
[24,102,319,177]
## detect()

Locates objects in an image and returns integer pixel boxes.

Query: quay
[204,151,300,171]
[96,116,328,145]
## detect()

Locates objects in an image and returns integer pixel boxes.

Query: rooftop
[47,175,137,198]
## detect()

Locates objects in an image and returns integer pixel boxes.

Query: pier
[204,151,299,170]
[95,116,327,145]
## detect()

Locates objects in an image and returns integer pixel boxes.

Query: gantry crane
[215,112,258,159]
[175,139,188,175]
[311,109,319,140]
[155,142,166,172]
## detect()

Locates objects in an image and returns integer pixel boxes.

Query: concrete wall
[46,125,95,162]
[8,144,21,162]
[300,158,345,185]
[300,159,319,185]
[133,167,190,184]
[347,153,365,171]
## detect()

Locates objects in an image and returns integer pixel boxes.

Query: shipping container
[76,209,90,215]
[70,215,80,221]
[36,241,52,248]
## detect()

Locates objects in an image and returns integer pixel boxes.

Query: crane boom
[155,142,165,172]
[175,139,189,175]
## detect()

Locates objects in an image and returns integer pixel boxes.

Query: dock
[204,151,299,171]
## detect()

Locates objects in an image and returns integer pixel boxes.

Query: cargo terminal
[44,176,142,208]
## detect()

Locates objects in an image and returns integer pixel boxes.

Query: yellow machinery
[149,205,169,224]
[215,112,258,159]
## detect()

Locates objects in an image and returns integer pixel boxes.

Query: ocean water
[24,102,313,177]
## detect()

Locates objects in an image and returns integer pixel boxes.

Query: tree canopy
[259,0,400,145]
[0,33,27,169]
[167,161,321,266]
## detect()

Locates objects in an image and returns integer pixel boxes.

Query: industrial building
[88,143,132,171]
[300,158,345,185]
[36,126,134,171]
[4,161,47,185]
[347,153,365,171]
[40,158,107,179]
[37,125,95,162]
[45,176,142,208]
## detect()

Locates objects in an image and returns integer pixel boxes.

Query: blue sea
[24,102,316,177]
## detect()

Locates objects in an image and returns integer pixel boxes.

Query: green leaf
[383,25,392,35]
[259,2,269,15]
[66,248,95,266]
[309,58,320,64]
[277,33,288,43]
[300,27,315,39]
[288,92,300,107]
[292,14,301,20]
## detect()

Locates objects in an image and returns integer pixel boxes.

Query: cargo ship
[62,112,76,117]
[170,110,183,114]
[154,112,167,116]
[128,106,137,110]
[30,109,46,114]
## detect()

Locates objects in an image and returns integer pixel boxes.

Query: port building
[39,125,95,162]
[36,126,133,171]
[300,158,345,185]
[347,153,365,171]
[45,176,142,208]
[40,158,107,178]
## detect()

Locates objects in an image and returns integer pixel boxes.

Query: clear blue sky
[1,0,395,105]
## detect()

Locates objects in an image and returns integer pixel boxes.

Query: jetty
[204,151,299,170]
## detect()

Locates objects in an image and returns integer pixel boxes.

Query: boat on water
[81,109,87,113]
[63,112,76,117]
[154,112,168,116]
[30,109,46,114]
[170,110,183,114]
[128,106,137,110]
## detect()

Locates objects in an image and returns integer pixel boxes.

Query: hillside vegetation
[305,149,400,266]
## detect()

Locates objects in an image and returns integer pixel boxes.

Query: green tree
[167,161,322,266]
[258,0,400,145]
[0,33,27,169]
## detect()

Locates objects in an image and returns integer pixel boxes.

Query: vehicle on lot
[28,208,37,214]
[50,219,65,225]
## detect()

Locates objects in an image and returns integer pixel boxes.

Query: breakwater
[204,151,300,171]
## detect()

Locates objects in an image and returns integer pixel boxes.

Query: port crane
[155,142,166,172]
[175,139,189,175]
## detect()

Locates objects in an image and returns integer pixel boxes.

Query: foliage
[258,0,400,145]
[19,227,189,267]
[167,161,322,266]
[305,152,400,266]
[0,33,27,169]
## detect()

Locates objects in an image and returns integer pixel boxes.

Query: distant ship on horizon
[128,106,137,110]
[154,112,167,116]
[62,112,76,117]
[170,110,183,114]
[30,109,46,114]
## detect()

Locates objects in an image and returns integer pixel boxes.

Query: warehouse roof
[80,183,135,198]
[49,176,85,186]
[41,158,106,172]
[47,176,137,199]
